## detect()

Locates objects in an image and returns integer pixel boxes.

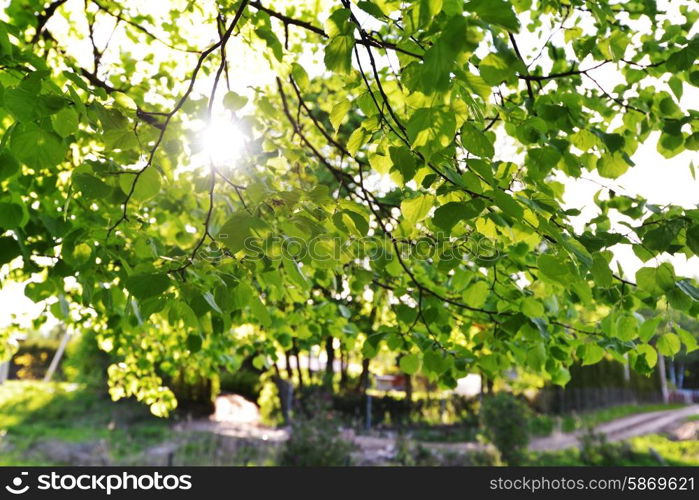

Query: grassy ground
[0,381,171,465]
[529,434,699,466]
[0,381,282,466]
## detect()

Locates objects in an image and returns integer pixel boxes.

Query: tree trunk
[292,341,305,390]
[284,350,294,380]
[324,336,335,390]
[358,358,370,394]
[339,344,349,389]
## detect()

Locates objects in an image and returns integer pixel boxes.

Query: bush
[279,406,354,466]
[480,392,531,465]
[529,414,556,436]
[63,331,111,389]
[579,427,639,466]
[393,436,500,466]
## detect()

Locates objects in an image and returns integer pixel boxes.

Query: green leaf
[222,91,248,111]
[73,173,112,199]
[464,0,520,31]
[10,123,67,169]
[202,291,222,314]
[520,297,544,318]
[597,152,632,179]
[388,146,417,182]
[432,203,462,233]
[479,53,516,85]
[249,293,271,327]
[665,38,699,72]
[686,224,699,255]
[591,252,613,287]
[186,333,203,353]
[324,35,354,74]
[218,213,266,254]
[460,123,494,158]
[0,202,24,229]
[291,63,309,89]
[0,151,20,181]
[537,254,569,282]
[580,343,605,366]
[676,280,699,301]
[423,349,451,374]
[406,107,456,154]
[330,100,352,132]
[123,273,171,300]
[120,167,162,202]
[347,127,369,155]
[635,263,675,295]
[656,333,681,357]
[103,128,139,151]
[51,107,79,138]
[463,280,489,308]
[636,344,658,369]
[401,194,434,227]
[549,366,571,386]
[615,313,638,342]
[492,190,524,219]
[639,316,662,343]
[0,236,21,265]
[400,354,420,375]
[675,325,698,353]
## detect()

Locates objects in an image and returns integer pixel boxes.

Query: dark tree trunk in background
[358,358,370,394]
[272,373,293,425]
[284,350,294,380]
[339,344,349,389]
[292,341,305,389]
[324,336,335,390]
[405,374,413,415]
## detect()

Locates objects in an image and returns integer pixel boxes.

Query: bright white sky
[0,0,697,331]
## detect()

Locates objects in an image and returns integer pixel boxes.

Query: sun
[201,116,246,167]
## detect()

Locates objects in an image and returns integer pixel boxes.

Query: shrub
[63,331,111,389]
[579,427,639,466]
[480,392,531,465]
[279,406,353,466]
[529,414,556,436]
[393,435,500,466]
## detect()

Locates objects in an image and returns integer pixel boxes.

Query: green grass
[576,403,684,428]
[529,434,699,466]
[0,381,170,464]
[0,380,281,466]
[629,434,699,466]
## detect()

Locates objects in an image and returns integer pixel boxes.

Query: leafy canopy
[0,0,698,414]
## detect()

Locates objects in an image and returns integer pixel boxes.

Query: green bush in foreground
[480,392,531,465]
[279,411,354,466]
